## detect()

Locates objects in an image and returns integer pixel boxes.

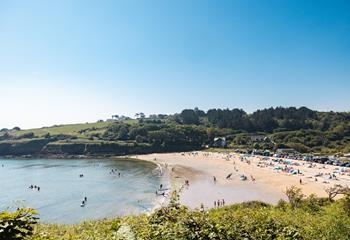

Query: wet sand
[135,151,350,209]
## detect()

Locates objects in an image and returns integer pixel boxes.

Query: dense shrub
[0,208,38,240]
[14,188,350,240]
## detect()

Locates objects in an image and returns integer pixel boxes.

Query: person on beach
[214,201,217,208]
[160,184,163,189]
[222,199,225,206]
[213,176,217,183]
[300,179,302,184]
[38,187,40,191]
[84,197,87,201]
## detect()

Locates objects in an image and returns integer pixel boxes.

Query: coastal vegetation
[2,188,350,239]
[0,107,349,157]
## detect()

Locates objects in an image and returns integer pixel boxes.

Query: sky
[0,0,349,129]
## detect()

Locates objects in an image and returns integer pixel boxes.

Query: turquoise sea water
[0,158,162,223]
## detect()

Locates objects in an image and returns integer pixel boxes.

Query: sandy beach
[134,151,350,209]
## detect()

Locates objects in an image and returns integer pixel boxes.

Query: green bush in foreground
[3,188,350,239]
[0,208,38,240]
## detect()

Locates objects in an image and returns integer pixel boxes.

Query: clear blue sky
[0,0,349,129]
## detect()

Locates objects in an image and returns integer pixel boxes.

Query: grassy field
[13,120,139,137]
[15,122,112,137]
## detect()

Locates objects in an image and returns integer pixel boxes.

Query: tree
[135,112,145,119]
[129,126,148,139]
[117,126,129,140]
[194,107,206,117]
[325,184,350,202]
[111,115,119,120]
[180,109,199,125]
[285,186,304,208]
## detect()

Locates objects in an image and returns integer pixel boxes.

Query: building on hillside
[212,137,227,148]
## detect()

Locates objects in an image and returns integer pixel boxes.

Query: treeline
[0,106,349,156]
[175,106,350,133]
[169,107,350,153]
[102,122,208,149]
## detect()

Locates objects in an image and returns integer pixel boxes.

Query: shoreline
[134,152,283,209]
[134,151,350,209]
[3,151,350,214]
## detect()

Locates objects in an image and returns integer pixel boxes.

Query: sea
[0,158,163,223]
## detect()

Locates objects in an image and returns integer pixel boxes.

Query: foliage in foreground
[2,188,350,239]
[5,189,345,240]
[0,208,37,240]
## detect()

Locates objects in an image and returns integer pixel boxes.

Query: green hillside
[1,107,350,156]
[14,122,113,138]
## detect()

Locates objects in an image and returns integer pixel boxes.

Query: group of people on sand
[255,154,349,186]
[29,185,40,191]
[214,199,225,208]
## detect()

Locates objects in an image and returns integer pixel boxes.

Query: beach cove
[2,151,350,224]
[135,151,350,209]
